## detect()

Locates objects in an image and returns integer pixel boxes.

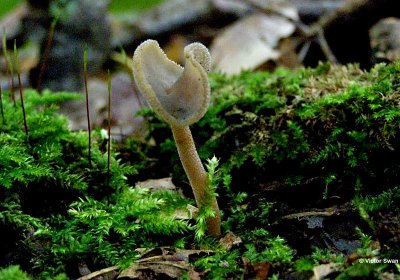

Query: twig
[83,46,91,166]
[139,261,188,270]
[14,40,29,141]
[298,41,311,62]
[280,208,336,220]
[241,0,310,36]
[76,265,119,280]
[316,27,338,64]
[37,18,58,93]
[241,0,339,64]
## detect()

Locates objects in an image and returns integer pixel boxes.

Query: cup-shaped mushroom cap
[132,39,211,127]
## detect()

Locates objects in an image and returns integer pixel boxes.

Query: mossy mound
[143,62,400,208]
[136,62,400,278]
[1,62,400,279]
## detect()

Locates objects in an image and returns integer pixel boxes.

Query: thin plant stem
[14,40,29,141]
[2,30,15,106]
[107,70,112,185]
[37,18,58,93]
[83,46,91,166]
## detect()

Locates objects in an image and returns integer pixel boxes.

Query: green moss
[2,61,400,278]
[144,62,400,203]
[137,62,400,278]
[0,266,32,280]
[0,89,191,278]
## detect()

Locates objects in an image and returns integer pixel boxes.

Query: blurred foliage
[109,0,164,13]
[0,0,164,19]
[0,0,21,18]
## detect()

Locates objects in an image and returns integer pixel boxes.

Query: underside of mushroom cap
[132,39,211,127]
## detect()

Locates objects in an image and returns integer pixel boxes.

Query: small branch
[76,265,119,280]
[316,27,338,64]
[240,0,339,63]
[83,46,91,167]
[280,209,336,220]
[298,41,311,62]
[241,0,310,36]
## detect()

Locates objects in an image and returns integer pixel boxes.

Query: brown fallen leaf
[210,11,296,74]
[243,257,271,280]
[219,231,243,250]
[136,177,177,191]
[118,247,213,279]
[311,263,338,280]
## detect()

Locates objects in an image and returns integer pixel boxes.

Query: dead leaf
[311,263,338,280]
[77,266,119,280]
[173,204,198,220]
[219,231,242,250]
[136,177,177,191]
[118,247,213,279]
[210,12,296,74]
[243,258,271,280]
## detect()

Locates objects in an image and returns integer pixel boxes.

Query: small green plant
[295,258,314,271]
[311,247,345,264]
[35,187,191,274]
[0,266,32,280]
[243,231,293,264]
[194,156,221,242]
[0,266,67,280]
[194,249,243,280]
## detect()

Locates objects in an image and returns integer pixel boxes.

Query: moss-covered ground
[1,62,400,279]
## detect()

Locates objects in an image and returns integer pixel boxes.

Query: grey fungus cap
[132,39,211,127]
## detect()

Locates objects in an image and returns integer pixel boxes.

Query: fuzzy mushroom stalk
[132,39,221,237]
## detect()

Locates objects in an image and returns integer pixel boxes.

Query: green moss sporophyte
[132,39,221,237]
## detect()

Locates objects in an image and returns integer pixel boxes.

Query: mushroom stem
[171,125,221,237]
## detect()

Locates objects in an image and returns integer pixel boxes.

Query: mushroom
[132,39,221,237]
